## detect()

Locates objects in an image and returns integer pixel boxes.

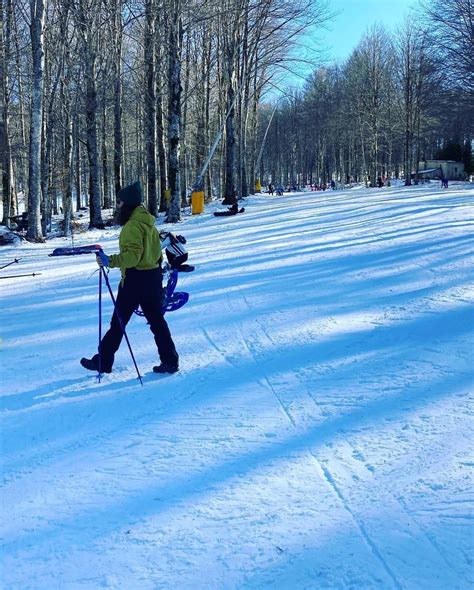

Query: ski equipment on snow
[0,258,20,270]
[0,272,42,279]
[49,244,103,256]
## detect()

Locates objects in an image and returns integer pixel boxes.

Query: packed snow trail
[0,184,473,589]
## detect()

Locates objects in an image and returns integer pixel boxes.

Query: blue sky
[264,0,419,96]
[314,0,418,62]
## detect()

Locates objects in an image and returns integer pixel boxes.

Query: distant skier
[81,181,179,375]
[268,183,274,195]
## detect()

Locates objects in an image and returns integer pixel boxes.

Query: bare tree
[395,21,437,185]
[1,0,17,224]
[422,0,474,93]
[27,0,46,241]
[1,0,8,221]
[110,0,123,194]
[144,0,157,214]
[74,0,103,228]
[166,0,183,223]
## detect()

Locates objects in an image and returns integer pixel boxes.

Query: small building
[418,160,465,180]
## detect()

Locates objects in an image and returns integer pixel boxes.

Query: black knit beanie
[117,181,143,207]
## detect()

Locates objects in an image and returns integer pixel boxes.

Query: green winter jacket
[109,206,162,279]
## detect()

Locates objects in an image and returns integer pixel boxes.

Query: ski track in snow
[0,184,473,589]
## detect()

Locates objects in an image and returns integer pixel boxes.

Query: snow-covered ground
[1,184,473,589]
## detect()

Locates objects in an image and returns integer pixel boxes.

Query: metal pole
[0,258,20,270]
[255,102,279,175]
[0,272,42,279]
[98,270,102,382]
[192,93,239,192]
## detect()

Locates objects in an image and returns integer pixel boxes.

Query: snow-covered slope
[1,184,473,589]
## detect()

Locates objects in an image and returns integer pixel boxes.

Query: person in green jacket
[81,181,179,375]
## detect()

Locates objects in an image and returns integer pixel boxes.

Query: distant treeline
[0,0,472,241]
[260,1,473,188]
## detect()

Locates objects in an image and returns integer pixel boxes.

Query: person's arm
[109,222,144,269]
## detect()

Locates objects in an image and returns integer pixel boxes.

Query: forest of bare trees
[0,0,472,241]
[261,1,473,189]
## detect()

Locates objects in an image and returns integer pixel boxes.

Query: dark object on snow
[0,226,22,245]
[9,212,29,231]
[0,258,20,270]
[0,272,41,279]
[80,356,112,374]
[49,244,103,256]
[153,362,179,374]
[174,264,195,272]
[214,203,245,217]
[441,177,449,188]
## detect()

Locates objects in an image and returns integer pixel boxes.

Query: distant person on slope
[81,181,179,375]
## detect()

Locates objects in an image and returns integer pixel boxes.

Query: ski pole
[0,258,20,270]
[98,269,102,382]
[0,272,41,279]
[100,266,143,386]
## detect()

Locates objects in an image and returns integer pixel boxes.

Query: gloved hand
[96,250,110,267]
[176,234,186,244]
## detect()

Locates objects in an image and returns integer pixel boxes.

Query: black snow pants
[96,267,178,370]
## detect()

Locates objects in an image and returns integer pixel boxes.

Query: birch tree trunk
[221,1,241,205]
[62,88,73,236]
[181,28,191,203]
[41,43,63,234]
[13,5,27,208]
[204,30,212,199]
[157,84,168,211]
[155,23,168,212]
[144,0,157,214]
[1,0,14,224]
[102,85,111,208]
[167,0,183,223]
[85,60,102,226]
[112,0,123,194]
[2,0,17,223]
[223,74,236,204]
[27,0,46,241]
[74,114,82,210]
[0,0,5,216]
[76,0,103,228]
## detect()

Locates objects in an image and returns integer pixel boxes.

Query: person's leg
[139,269,179,368]
[96,274,139,370]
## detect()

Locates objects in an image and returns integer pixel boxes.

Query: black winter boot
[153,363,179,374]
[80,355,112,374]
